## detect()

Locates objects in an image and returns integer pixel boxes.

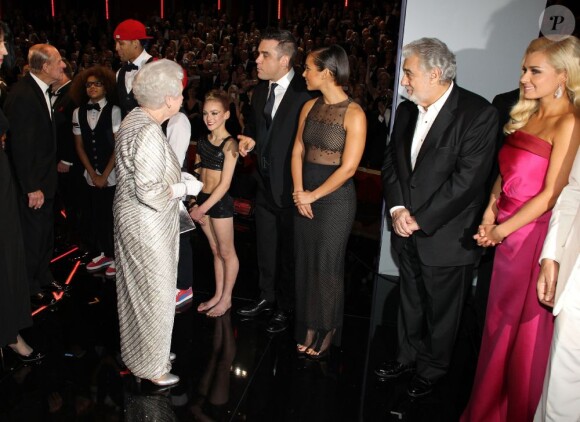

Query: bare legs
[197,217,238,317]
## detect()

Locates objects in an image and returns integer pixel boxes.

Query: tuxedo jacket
[53,82,78,166]
[382,85,498,266]
[247,74,314,208]
[541,148,580,316]
[4,73,58,199]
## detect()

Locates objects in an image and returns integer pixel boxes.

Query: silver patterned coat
[113,107,181,379]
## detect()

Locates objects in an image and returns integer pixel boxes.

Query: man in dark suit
[378,38,497,397]
[5,44,67,305]
[237,28,314,333]
[52,61,82,246]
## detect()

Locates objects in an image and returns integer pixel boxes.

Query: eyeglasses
[85,81,103,88]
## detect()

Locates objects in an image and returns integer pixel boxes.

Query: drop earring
[554,84,563,99]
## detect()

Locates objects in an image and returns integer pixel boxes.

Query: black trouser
[397,237,473,381]
[254,186,295,312]
[176,231,193,290]
[87,185,115,258]
[19,196,55,294]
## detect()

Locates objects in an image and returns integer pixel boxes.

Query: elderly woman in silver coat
[114,59,202,387]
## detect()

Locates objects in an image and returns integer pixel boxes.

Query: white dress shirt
[116,49,152,93]
[390,82,454,217]
[269,68,295,119]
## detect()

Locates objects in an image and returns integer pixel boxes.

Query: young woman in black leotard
[189,90,239,317]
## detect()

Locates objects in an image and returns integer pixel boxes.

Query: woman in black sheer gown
[291,45,366,358]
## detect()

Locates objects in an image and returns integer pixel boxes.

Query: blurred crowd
[1,1,398,168]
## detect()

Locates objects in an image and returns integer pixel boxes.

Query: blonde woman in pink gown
[462,36,580,422]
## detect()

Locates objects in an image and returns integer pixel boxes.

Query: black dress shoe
[265,310,290,334]
[237,299,274,317]
[407,375,434,398]
[374,360,416,380]
[31,291,56,307]
[48,280,69,291]
[14,350,46,363]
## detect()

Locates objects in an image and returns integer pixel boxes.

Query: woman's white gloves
[171,172,203,199]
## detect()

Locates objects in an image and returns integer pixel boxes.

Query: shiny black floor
[0,200,482,421]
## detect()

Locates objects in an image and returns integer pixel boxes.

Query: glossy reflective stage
[0,199,480,421]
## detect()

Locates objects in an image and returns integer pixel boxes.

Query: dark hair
[70,65,118,105]
[0,21,15,71]
[310,44,349,85]
[62,58,73,79]
[261,28,297,67]
[204,89,230,111]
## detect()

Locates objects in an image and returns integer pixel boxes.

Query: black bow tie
[86,103,101,111]
[123,62,138,72]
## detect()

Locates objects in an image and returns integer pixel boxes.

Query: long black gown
[0,109,32,346]
[294,97,356,351]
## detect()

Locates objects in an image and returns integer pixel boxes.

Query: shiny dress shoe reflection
[190,310,236,420]
[124,391,177,422]
[30,291,57,307]
[236,298,274,317]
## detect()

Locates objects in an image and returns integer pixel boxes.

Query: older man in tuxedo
[4,44,66,305]
[379,38,497,397]
[535,147,580,421]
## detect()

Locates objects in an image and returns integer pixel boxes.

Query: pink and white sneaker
[105,261,116,278]
[86,253,113,272]
[176,287,193,308]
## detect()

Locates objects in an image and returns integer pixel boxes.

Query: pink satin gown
[461,131,555,422]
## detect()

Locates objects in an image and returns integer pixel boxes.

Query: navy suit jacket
[382,85,498,266]
[4,73,57,198]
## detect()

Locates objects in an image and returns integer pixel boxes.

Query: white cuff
[390,205,405,218]
[170,182,187,199]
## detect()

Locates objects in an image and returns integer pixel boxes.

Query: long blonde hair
[505,36,580,134]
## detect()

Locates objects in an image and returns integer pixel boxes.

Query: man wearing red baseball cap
[113,19,194,310]
[113,19,154,116]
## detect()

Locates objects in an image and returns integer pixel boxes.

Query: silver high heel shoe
[150,373,180,387]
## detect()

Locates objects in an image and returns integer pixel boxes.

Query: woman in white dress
[114,59,202,387]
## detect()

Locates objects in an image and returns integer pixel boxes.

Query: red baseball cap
[114,19,153,41]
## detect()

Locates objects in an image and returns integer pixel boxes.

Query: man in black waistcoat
[113,19,154,117]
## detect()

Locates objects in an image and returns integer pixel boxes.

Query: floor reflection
[1,188,457,421]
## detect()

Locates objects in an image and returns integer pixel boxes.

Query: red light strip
[278,0,281,20]
[65,261,81,286]
[60,209,67,219]
[50,246,79,263]
[32,305,48,317]
[105,0,109,20]
[31,260,80,316]
[51,0,55,17]
[218,0,221,11]
[161,0,164,19]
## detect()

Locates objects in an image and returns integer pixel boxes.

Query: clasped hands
[473,223,505,247]
[391,208,420,237]
[293,190,316,220]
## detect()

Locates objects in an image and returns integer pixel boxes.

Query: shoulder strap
[218,135,234,150]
